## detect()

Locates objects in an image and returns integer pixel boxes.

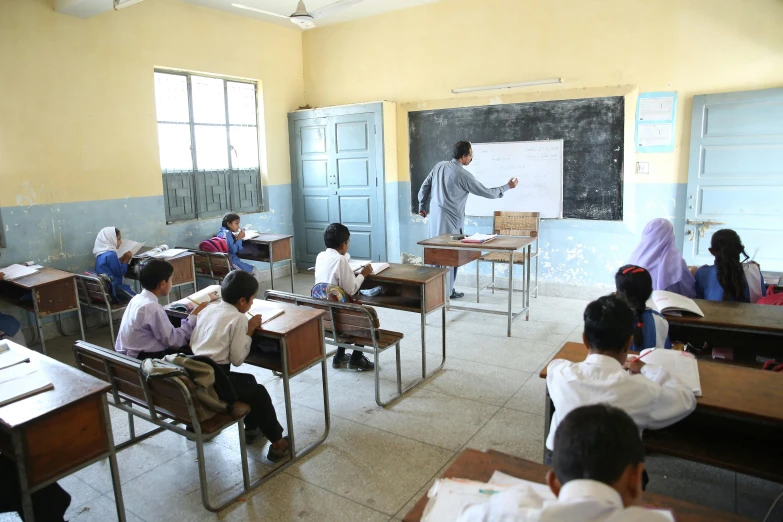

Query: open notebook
[349,261,390,275]
[246,306,284,325]
[637,348,702,397]
[170,285,221,312]
[460,233,497,244]
[0,362,54,407]
[648,290,704,317]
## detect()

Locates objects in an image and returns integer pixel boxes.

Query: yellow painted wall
[0,0,304,207]
[303,0,783,184]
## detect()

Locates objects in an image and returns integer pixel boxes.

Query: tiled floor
[3,273,782,521]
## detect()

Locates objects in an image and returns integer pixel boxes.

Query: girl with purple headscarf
[627,218,696,298]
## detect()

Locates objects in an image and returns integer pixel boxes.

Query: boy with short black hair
[115,259,205,360]
[189,269,289,461]
[313,223,375,371]
[545,295,696,458]
[458,404,670,521]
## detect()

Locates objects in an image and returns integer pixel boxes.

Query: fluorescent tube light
[451,78,563,94]
[114,0,144,9]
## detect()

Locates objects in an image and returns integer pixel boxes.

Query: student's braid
[711,229,749,302]
[615,265,653,350]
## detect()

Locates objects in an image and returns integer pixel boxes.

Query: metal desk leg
[289,258,295,293]
[421,284,427,379]
[74,284,86,341]
[507,251,514,337]
[32,298,46,355]
[13,431,35,522]
[526,245,532,320]
[102,396,127,522]
[269,244,275,291]
[280,338,295,457]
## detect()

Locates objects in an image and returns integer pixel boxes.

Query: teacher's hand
[419,210,428,218]
[508,178,519,189]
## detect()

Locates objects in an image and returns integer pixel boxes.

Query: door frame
[288,102,389,269]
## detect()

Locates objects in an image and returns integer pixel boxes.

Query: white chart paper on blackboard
[464,140,564,219]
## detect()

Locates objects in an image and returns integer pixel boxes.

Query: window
[153,71,262,222]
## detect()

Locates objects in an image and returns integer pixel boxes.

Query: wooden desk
[166,298,329,460]
[0,341,125,521]
[665,299,783,361]
[417,234,536,336]
[540,343,783,482]
[0,267,84,354]
[241,234,295,292]
[127,252,196,301]
[356,263,450,385]
[403,449,751,522]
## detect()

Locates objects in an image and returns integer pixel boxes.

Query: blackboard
[408,97,624,220]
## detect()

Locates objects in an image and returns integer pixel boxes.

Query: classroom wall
[303,0,783,287]
[0,0,304,271]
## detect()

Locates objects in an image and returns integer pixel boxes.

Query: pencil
[187,297,200,306]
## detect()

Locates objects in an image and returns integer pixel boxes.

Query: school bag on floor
[199,237,228,253]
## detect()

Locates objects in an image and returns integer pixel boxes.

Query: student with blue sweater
[216,213,263,286]
[695,229,766,303]
[615,265,671,351]
[93,226,136,301]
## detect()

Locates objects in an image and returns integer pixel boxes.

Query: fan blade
[309,0,365,19]
[231,3,291,19]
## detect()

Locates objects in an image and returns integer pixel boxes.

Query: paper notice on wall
[637,123,673,148]
[639,96,675,121]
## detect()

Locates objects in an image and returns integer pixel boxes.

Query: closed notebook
[638,348,702,397]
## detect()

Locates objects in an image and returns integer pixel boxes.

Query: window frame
[154,69,263,223]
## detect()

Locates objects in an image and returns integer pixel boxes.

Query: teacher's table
[540,342,783,483]
[417,234,535,336]
[403,448,751,522]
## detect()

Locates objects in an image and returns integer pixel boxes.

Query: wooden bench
[75,273,130,345]
[264,290,409,407]
[72,341,254,512]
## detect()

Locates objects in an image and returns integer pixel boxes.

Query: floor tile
[59,475,104,517]
[119,442,273,522]
[463,408,546,464]
[74,430,192,493]
[287,416,453,516]
[292,374,384,424]
[393,452,462,520]
[221,472,390,522]
[66,495,145,522]
[504,373,548,417]
[364,387,499,451]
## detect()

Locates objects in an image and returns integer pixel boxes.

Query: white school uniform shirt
[189,301,251,366]
[457,479,671,522]
[314,248,364,295]
[545,354,696,450]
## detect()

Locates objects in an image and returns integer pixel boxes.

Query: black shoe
[348,354,375,371]
[450,290,465,299]
[332,353,350,369]
[267,436,290,462]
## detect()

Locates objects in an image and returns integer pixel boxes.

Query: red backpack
[757,285,783,306]
[199,237,228,253]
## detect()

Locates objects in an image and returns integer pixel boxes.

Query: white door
[684,88,783,273]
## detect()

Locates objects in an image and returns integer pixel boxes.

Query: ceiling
[181,0,441,29]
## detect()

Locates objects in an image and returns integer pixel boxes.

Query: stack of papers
[636,348,702,396]
[460,233,497,244]
[137,247,190,260]
[0,264,40,281]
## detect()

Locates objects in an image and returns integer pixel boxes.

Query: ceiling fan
[231,0,366,29]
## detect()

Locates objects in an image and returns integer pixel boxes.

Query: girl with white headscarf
[93,227,136,301]
[627,218,696,298]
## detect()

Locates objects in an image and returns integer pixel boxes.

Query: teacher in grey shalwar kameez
[418,141,518,299]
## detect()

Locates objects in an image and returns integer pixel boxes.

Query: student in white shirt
[545,295,696,463]
[313,223,375,371]
[458,404,671,522]
[190,270,289,461]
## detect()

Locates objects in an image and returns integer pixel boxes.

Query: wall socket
[636,162,650,174]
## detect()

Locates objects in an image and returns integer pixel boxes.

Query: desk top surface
[0,341,110,429]
[366,263,450,284]
[245,233,293,243]
[418,234,535,251]
[166,299,324,336]
[403,449,751,522]
[667,299,783,333]
[0,267,76,289]
[540,342,783,423]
